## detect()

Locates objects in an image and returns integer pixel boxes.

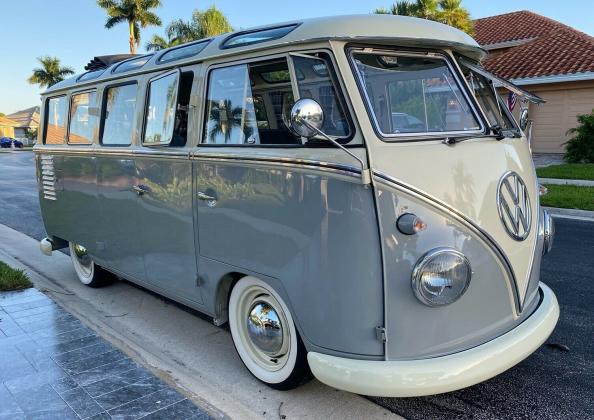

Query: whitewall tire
[229,276,310,389]
[69,242,112,288]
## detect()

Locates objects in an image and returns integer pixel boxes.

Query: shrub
[564,109,594,163]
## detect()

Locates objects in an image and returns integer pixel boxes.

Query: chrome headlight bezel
[411,248,472,307]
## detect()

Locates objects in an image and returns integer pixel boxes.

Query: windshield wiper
[442,125,520,145]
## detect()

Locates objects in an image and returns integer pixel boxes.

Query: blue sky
[1,0,593,114]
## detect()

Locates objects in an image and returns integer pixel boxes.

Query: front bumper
[308,282,559,397]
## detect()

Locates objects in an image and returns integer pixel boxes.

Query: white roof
[46,14,483,94]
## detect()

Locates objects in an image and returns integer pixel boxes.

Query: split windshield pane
[352,52,481,136]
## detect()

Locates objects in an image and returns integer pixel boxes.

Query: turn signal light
[397,213,427,235]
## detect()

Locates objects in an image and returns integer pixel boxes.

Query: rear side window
[44,96,67,144]
[102,84,137,146]
[143,72,179,145]
[68,91,99,144]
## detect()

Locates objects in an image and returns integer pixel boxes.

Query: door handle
[197,191,217,207]
[132,185,150,196]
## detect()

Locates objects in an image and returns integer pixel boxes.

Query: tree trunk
[129,20,136,54]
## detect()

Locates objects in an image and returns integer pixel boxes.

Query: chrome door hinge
[375,326,387,343]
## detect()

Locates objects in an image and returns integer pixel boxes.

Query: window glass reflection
[144,73,179,144]
[45,96,67,144]
[69,91,98,144]
[102,84,137,146]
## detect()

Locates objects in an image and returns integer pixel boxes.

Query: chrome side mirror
[289,98,371,185]
[519,108,529,131]
[290,98,324,138]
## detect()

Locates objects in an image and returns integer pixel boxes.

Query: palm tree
[439,0,473,35]
[27,56,75,89]
[374,0,473,34]
[192,6,233,38]
[146,6,232,52]
[145,34,177,51]
[97,0,162,54]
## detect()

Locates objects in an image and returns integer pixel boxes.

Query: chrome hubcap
[247,302,284,356]
[73,244,92,277]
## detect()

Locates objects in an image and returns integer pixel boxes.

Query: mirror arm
[300,118,371,185]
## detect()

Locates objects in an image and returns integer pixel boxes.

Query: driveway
[0,151,592,419]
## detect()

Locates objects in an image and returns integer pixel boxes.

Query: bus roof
[45,14,484,95]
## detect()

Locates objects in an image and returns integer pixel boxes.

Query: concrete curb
[539,178,594,187]
[544,206,594,222]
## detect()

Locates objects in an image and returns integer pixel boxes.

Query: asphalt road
[1,151,592,419]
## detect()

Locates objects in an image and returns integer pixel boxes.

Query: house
[474,10,594,154]
[6,106,40,143]
[0,116,20,138]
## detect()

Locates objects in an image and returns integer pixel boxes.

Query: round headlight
[412,248,471,307]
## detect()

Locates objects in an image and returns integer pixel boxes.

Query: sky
[1,0,593,114]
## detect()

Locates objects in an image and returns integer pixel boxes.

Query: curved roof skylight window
[222,24,299,49]
[112,55,153,74]
[77,69,104,82]
[158,40,211,64]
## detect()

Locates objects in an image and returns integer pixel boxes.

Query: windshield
[351,51,482,137]
[459,63,516,133]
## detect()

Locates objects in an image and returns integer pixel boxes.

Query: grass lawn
[0,261,32,292]
[536,163,594,180]
[540,184,594,211]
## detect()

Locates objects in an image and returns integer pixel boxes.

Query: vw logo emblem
[497,171,532,241]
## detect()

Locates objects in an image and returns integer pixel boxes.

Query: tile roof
[0,116,21,127]
[6,106,40,128]
[474,10,594,80]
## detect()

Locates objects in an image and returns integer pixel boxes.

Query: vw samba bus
[36,15,559,397]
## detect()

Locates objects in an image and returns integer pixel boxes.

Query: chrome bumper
[307,282,559,397]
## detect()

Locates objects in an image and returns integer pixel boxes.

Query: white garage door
[529,86,594,153]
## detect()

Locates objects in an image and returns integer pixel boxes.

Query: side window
[203,55,351,146]
[291,53,351,138]
[102,84,137,146]
[69,91,99,144]
[144,72,179,145]
[44,96,67,144]
[203,59,300,145]
[143,71,193,146]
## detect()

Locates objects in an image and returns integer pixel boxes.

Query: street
[1,151,593,419]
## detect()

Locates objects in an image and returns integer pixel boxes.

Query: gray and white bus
[36,14,558,397]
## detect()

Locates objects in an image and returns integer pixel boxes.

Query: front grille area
[40,155,57,201]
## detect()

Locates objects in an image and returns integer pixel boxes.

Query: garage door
[529,86,594,153]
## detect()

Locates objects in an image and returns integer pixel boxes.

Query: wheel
[229,276,311,390]
[69,242,112,288]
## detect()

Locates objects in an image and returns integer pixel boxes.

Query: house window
[102,84,137,146]
[68,91,99,144]
[44,96,67,144]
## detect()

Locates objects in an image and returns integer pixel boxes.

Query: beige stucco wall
[524,80,594,154]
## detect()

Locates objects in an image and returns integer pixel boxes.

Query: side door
[135,69,203,303]
[193,52,384,356]
[94,81,145,280]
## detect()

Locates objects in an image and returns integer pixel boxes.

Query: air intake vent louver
[40,155,57,201]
